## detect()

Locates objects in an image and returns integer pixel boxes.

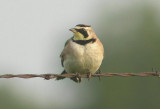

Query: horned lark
[57,24,104,82]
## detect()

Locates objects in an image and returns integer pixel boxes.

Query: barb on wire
[0,72,160,80]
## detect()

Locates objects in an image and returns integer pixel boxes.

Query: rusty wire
[0,72,160,80]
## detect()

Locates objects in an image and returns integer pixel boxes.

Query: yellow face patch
[73,31,92,41]
[73,32,85,40]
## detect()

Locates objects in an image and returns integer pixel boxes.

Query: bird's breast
[64,40,104,74]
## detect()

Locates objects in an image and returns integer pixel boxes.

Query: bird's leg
[96,69,102,80]
[70,72,81,83]
[56,70,67,80]
[87,72,92,81]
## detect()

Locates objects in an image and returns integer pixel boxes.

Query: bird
[57,24,104,83]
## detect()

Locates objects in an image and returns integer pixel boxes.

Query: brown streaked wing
[60,38,72,67]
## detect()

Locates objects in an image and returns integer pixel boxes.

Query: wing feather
[60,38,72,67]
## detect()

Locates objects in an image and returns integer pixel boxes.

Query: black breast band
[72,38,96,45]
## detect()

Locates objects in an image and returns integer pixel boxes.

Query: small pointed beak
[69,28,76,33]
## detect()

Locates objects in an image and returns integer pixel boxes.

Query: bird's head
[70,24,96,41]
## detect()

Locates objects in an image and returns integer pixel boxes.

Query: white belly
[63,41,103,74]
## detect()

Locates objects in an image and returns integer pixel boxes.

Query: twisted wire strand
[0,72,159,80]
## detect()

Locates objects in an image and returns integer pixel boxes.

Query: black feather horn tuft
[76,24,91,27]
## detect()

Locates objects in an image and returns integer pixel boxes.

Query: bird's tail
[56,70,67,80]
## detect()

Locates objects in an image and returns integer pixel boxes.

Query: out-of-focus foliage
[99,4,160,73]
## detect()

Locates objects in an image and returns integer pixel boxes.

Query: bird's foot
[87,72,92,81]
[96,69,102,80]
[70,73,81,83]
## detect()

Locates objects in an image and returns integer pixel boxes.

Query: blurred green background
[0,0,160,109]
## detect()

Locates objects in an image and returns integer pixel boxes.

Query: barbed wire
[0,72,159,80]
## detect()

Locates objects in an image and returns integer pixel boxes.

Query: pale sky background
[0,0,160,109]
